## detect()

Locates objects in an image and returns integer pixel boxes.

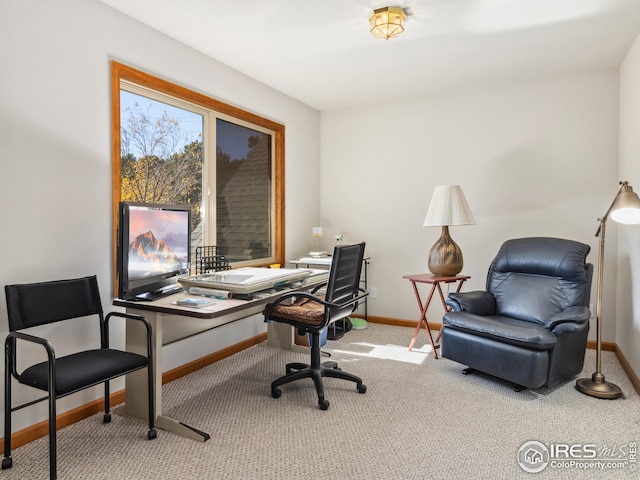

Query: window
[111,62,285,290]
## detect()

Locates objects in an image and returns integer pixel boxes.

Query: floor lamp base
[575,374,622,399]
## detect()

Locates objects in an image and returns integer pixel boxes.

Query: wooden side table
[402,273,470,359]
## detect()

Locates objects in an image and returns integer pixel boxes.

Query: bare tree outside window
[119,94,203,234]
[112,62,284,290]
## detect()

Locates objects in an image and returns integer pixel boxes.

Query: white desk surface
[290,256,370,266]
[113,276,328,319]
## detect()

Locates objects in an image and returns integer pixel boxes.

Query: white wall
[0,0,320,432]
[320,71,621,342]
[618,33,640,377]
[0,0,635,437]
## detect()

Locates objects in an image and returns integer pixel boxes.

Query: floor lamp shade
[423,185,475,276]
[576,181,640,399]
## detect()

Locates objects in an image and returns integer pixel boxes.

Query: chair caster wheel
[272,388,282,399]
[2,457,13,470]
[148,429,157,440]
[319,399,330,410]
[357,384,367,394]
[103,413,112,424]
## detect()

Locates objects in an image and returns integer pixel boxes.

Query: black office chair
[263,242,368,410]
[3,275,157,479]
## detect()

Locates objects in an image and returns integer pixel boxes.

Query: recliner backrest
[486,237,591,325]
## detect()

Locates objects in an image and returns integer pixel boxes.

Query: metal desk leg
[113,309,210,442]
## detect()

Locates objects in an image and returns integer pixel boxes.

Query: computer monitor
[117,202,191,300]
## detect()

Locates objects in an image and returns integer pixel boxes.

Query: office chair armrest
[309,282,328,295]
[5,331,56,380]
[6,331,55,354]
[104,311,153,358]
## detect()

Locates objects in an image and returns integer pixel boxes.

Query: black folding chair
[3,275,157,479]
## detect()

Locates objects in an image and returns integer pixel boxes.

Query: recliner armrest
[546,305,591,330]
[447,291,496,315]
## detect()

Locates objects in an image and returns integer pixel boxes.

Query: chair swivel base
[272,362,366,410]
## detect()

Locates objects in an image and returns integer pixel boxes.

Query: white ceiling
[99,0,640,111]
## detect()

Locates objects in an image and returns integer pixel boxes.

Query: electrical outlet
[370,287,377,299]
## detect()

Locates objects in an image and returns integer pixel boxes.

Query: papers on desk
[179,267,312,294]
[171,297,215,308]
[298,256,332,266]
[303,269,330,283]
[186,287,233,299]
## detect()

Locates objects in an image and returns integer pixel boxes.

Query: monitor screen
[117,202,191,300]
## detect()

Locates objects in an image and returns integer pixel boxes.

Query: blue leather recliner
[441,237,593,389]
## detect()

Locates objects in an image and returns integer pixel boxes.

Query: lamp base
[427,226,463,276]
[575,373,622,399]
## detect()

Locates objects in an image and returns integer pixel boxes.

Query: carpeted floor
[3,322,639,479]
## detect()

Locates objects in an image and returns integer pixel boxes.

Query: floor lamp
[576,181,640,399]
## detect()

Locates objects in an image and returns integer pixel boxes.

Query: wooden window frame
[111,61,285,295]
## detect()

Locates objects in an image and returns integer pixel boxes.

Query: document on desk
[186,286,233,299]
[299,256,333,266]
[178,267,312,294]
[303,269,330,283]
[171,297,215,308]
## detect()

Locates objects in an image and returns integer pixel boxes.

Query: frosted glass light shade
[369,6,406,40]
[423,185,476,227]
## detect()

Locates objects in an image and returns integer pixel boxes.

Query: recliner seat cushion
[443,312,557,350]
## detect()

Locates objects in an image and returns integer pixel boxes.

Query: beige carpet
[3,323,639,479]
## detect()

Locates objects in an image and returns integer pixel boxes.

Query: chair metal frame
[3,275,157,479]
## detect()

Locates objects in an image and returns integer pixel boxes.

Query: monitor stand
[134,284,184,301]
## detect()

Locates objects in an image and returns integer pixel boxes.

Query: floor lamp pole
[575,217,623,399]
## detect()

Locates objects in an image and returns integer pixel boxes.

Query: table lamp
[576,180,640,399]
[423,185,475,276]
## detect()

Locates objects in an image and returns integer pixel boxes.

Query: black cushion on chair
[19,349,149,396]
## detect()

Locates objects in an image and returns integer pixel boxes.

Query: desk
[402,273,470,359]
[112,278,325,442]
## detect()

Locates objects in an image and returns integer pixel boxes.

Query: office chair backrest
[324,242,366,320]
[5,275,103,332]
[486,237,591,326]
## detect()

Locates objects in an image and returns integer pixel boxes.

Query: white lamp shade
[423,185,476,227]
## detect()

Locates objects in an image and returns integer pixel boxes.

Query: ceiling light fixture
[369,6,406,40]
